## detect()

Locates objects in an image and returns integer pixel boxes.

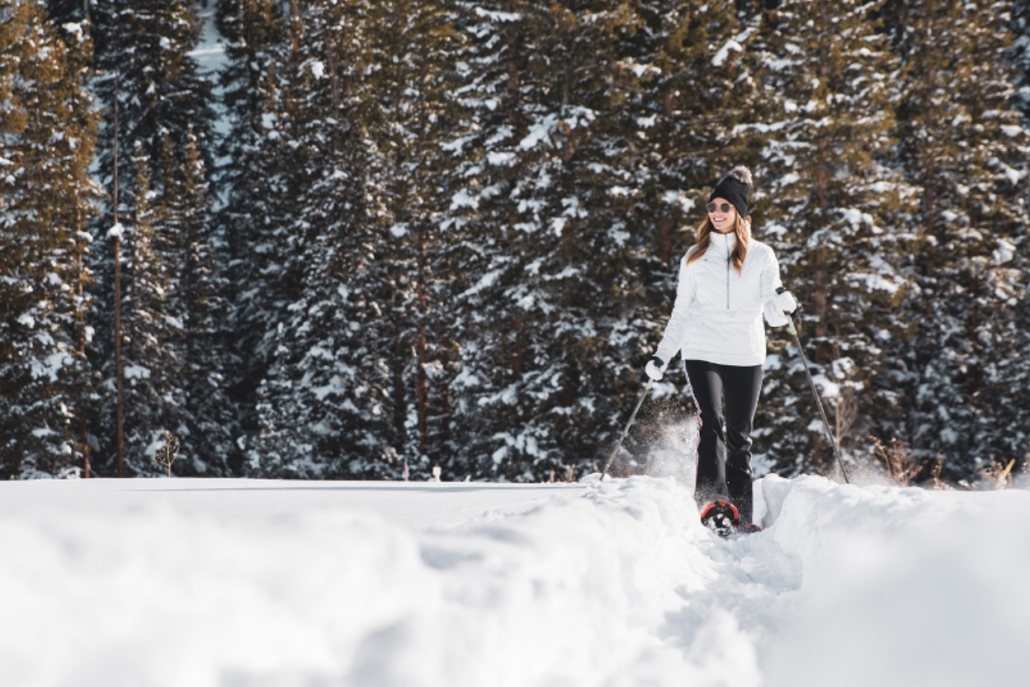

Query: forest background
[2,0,1029,485]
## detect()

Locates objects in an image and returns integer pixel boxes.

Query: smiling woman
[644,166,800,532]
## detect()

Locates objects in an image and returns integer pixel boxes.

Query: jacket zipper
[725,235,731,310]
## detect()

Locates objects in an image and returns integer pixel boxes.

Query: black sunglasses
[706,202,733,214]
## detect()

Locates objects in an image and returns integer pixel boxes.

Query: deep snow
[2,474,1028,687]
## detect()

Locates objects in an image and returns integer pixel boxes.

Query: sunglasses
[706,202,733,214]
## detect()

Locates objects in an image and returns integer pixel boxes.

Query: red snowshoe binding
[700,500,740,537]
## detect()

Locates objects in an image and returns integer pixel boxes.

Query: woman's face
[706,197,737,234]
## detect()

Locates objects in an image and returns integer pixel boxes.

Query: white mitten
[774,289,799,317]
[645,356,666,382]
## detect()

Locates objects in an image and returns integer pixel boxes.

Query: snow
[2,475,1028,687]
[712,39,744,67]
[993,238,1016,265]
[32,352,73,382]
[123,363,152,380]
[473,7,521,23]
[188,4,228,73]
[519,115,557,150]
[106,222,126,240]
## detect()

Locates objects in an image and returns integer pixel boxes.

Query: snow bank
[0,478,732,687]
[1,475,1028,686]
[763,475,1030,687]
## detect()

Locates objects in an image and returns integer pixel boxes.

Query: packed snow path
[2,475,1029,687]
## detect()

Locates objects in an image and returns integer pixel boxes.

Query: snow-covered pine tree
[1015,0,1030,106]
[749,0,916,477]
[88,0,224,475]
[214,0,290,457]
[1011,0,1030,117]
[358,0,472,478]
[885,0,1030,481]
[43,0,89,24]
[244,0,393,478]
[0,3,101,478]
[244,0,470,479]
[1002,1,1030,475]
[164,125,237,475]
[446,2,656,481]
[91,0,216,190]
[92,145,187,476]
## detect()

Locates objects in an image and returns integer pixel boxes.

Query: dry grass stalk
[981,458,1017,490]
[154,432,181,478]
[927,458,949,490]
[872,437,922,486]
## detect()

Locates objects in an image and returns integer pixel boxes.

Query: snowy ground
[2,474,1029,687]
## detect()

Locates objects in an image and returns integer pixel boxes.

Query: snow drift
[1,475,1028,687]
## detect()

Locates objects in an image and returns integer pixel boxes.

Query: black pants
[684,359,764,525]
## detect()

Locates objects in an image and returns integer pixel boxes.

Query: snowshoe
[700,500,740,537]
[737,522,762,535]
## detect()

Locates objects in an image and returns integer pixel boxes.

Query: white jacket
[655,231,789,367]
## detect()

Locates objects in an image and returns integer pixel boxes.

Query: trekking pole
[601,382,653,480]
[778,289,851,484]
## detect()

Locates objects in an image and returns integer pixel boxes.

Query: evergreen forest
[2,0,1029,484]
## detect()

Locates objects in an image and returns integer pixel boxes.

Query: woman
[645,166,797,533]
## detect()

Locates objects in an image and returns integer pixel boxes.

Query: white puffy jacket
[655,231,789,368]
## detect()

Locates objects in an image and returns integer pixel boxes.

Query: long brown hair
[686,214,750,273]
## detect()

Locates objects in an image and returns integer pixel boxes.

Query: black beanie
[708,165,753,218]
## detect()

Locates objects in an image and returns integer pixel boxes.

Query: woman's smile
[711,213,731,231]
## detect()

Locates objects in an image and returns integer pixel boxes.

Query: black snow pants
[684,359,764,525]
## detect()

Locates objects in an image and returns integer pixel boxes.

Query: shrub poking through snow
[154,432,180,477]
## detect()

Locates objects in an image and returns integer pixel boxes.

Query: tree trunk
[75,207,91,478]
[112,90,125,477]
[415,222,429,458]
[112,234,125,478]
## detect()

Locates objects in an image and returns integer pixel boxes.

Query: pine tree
[43,0,89,24]
[445,1,667,481]
[0,2,100,478]
[88,0,225,475]
[91,0,216,183]
[243,0,408,477]
[242,0,472,479]
[885,0,1030,480]
[93,144,185,476]
[170,126,237,475]
[749,0,916,477]
[360,0,472,477]
[1002,0,1030,474]
[242,0,366,476]
[215,0,289,456]
[1009,0,1030,117]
